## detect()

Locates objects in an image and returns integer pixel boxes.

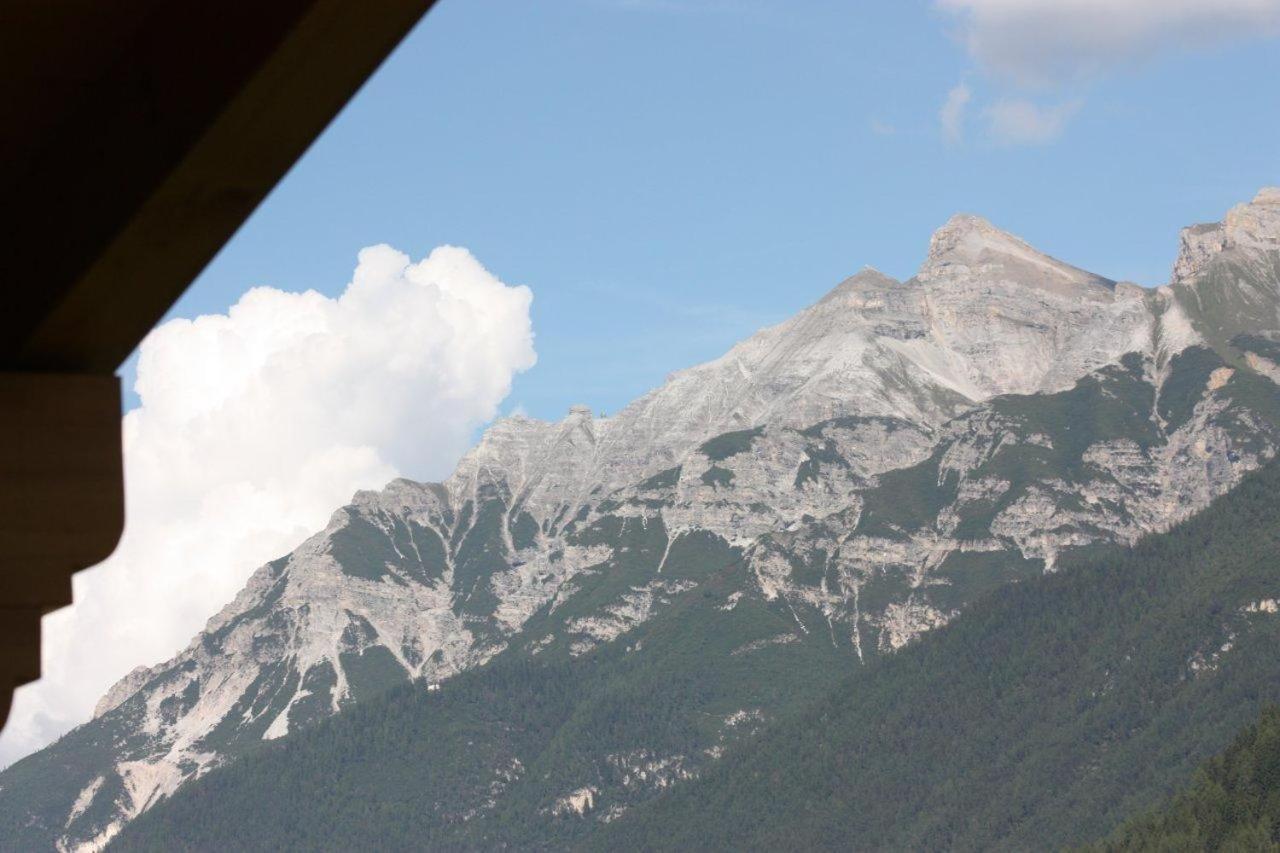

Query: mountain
[114,438,1280,851]
[2,189,1279,851]
[585,454,1280,850]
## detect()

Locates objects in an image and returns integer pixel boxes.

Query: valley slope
[116,431,1280,851]
[589,451,1280,851]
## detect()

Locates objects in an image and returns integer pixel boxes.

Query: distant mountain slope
[111,423,1280,851]
[2,189,1279,851]
[1089,705,1280,852]
[590,457,1280,851]
[108,564,853,850]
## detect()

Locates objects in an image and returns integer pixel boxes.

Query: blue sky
[125,0,1280,420]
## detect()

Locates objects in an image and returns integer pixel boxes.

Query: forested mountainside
[1,189,1279,851]
[1090,705,1280,852]
[589,456,1280,851]
[113,456,1280,851]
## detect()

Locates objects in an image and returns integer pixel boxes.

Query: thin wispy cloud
[939,83,972,144]
[984,97,1083,146]
[869,118,897,136]
[604,0,763,13]
[938,0,1280,87]
[934,0,1280,147]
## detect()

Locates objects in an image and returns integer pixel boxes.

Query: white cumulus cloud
[0,244,536,767]
[984,97,1082,146]
[938,0,1280,86]
[940,82,972,144]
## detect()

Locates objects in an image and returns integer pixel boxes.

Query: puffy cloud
[938,0,1280,86]
[984,97,1082,146]
[940,82,972,144]
[0,244,536,766]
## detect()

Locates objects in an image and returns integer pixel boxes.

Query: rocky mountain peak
[1173,187,1280,285]
[919,213,1115,300]
[444,211,1162,517]
[554,405,602,453]
[925,212,1002,253]
[93,665,157,719]
[818,267,908,302]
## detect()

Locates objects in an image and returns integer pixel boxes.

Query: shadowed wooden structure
[0,0,437,728]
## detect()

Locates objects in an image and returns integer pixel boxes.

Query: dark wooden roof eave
[0,0,438,728]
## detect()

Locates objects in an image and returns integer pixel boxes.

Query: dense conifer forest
[595,459,1280,850]
[1090,706,1280,851]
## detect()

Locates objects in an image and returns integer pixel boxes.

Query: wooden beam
[1,0,437,373]
[0,374,123,728]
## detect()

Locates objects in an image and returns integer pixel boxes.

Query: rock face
[451,212,1154,518]
[4,191,1280,852]
[1173,188,1280,286]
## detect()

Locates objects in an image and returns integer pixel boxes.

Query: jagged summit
[819,267,907,301]
[1173,187,1280,285]
[455,195,1280,524]
[919,212,1115,299]
[454,209,1161,508]
[1255,186,1280,206]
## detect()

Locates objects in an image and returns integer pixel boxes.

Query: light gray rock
[1173,188,1280,286]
